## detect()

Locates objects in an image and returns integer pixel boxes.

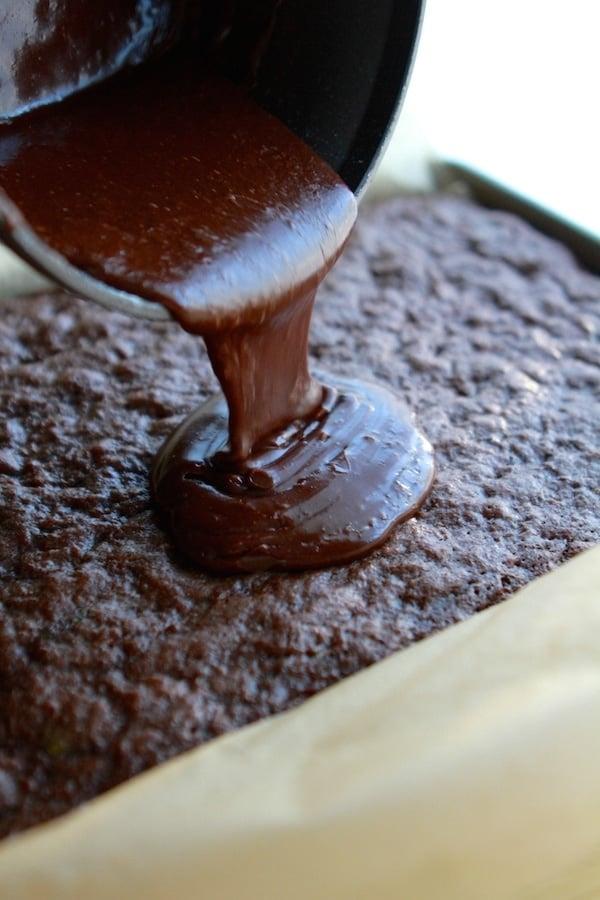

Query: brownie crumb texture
[1,195,599,837]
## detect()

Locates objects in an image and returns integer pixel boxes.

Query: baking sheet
[1,545,599,899]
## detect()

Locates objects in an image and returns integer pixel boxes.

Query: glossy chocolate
[153,373,434,573]
[0,17,434,572]
[0,54,356,331]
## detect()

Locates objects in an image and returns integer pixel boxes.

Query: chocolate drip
[204,292,322,460]
[0,26,434,572]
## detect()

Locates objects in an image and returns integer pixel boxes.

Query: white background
[380,0,600,238]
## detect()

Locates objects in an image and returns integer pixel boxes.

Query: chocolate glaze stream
[0,39,434,572]
[204,292,322,460]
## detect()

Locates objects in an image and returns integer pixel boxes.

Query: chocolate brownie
[1,194,599,838]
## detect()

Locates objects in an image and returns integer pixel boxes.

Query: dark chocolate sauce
[0,26,434,572]
[153,374,434,572]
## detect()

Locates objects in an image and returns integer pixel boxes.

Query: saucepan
[0,0,424,321]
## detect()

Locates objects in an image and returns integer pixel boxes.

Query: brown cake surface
[1,195,599,838]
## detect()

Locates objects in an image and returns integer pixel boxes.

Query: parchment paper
[1,546,599,899]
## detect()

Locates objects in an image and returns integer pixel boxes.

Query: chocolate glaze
[153,373,434,573]
[0,27,434,571]
[0,54,356,331]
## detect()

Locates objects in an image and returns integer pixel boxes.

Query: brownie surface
[1,195,599,838]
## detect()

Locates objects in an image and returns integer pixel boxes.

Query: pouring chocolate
[0,0,433,571]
